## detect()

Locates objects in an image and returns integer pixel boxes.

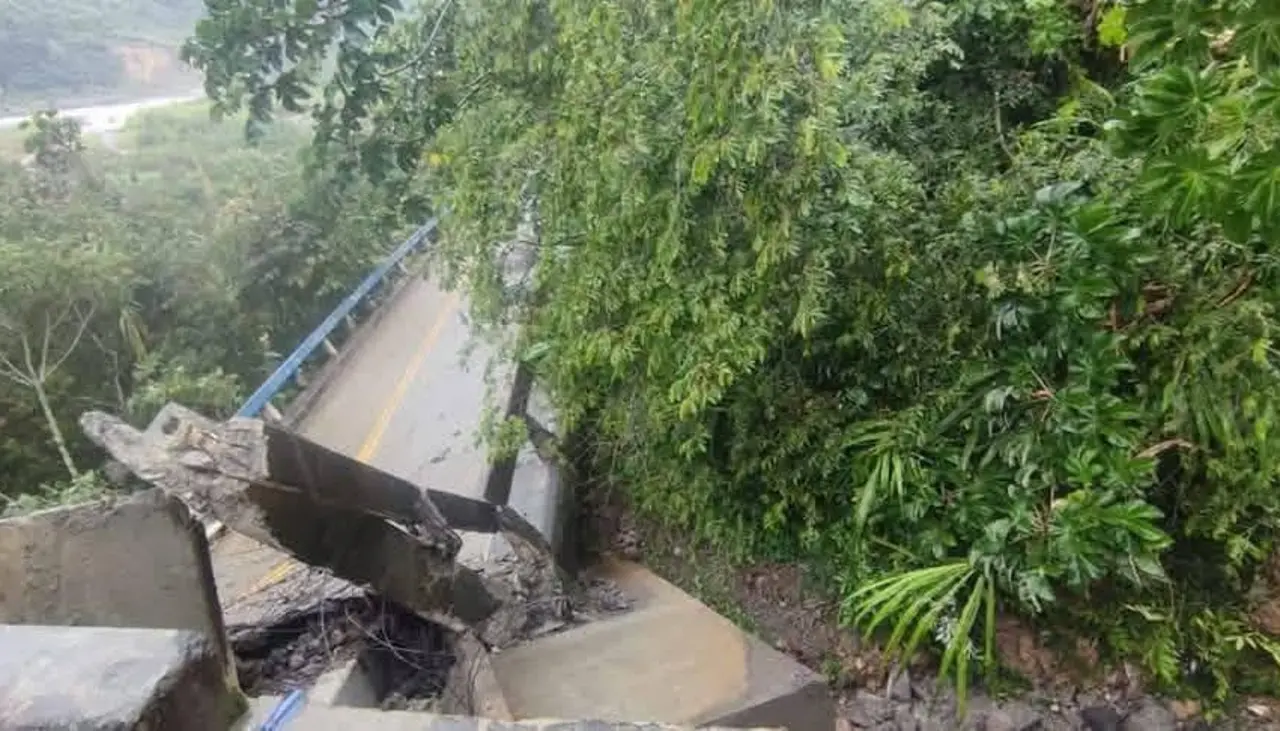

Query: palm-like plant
[844,560,996,714]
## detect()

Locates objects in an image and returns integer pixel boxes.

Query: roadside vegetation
[0,105,396,512]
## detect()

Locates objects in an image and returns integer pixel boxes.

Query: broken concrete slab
[0,489,230,666]
[237,697,780,731]
[0,624,244,731]
[82,407,463,559]
[80,408,570,645]
[489,559,836,731]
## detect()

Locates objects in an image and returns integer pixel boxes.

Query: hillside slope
[0,0,204,113]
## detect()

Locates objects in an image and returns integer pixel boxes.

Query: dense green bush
[184,0,1280,706]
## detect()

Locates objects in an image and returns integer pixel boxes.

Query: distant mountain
[0,0,205,113]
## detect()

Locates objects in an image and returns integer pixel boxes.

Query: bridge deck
[212,273,505,623]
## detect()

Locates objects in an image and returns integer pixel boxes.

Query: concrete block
[440,632,513,719]
[482,441,568,567]
[490,560,835,731]
[525,385,558,438]
[0,624,244,731]
[238,698,780,731]
[0,488,230,667]
[311,659,380,708]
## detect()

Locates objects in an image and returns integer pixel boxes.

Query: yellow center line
[237,287,461,601]
[230,558,299,605]
[357,290,461,461]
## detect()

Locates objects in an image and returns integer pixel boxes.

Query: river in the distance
[0,92,204,136]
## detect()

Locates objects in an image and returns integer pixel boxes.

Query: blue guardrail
[236,219,439,418]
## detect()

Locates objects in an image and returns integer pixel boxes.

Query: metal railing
[236,219,439,419]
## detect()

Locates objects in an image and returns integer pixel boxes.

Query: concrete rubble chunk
[310,659,380,709]
[0,624,244,731]
[0,488,230,668]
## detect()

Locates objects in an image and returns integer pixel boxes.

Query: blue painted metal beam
[237,219,439,418]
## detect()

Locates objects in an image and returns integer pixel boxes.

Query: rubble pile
[76,402,626,707]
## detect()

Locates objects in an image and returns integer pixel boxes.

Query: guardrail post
[263,403,283,422]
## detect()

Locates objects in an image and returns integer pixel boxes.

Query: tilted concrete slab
[237,697,780,731]
[288,275,503,573]
[0,489,230,667]
[0,624,244,731]
[254,274,557,569]
[490,560,836,731]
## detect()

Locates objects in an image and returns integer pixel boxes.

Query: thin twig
[19,330,38,381]
[453,72,493,110]
[1217,271,1254,309]
[1136,439,1194,459]
[88,330,127,410]
[377,0,455,80]
[993,90,1016,161]
[45,303,95,377]
[42,302,75,374]
[0,349,32,386]
[40,311,52,379]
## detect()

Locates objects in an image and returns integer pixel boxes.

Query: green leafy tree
[0,102,393,504]
[0,144,130,478]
